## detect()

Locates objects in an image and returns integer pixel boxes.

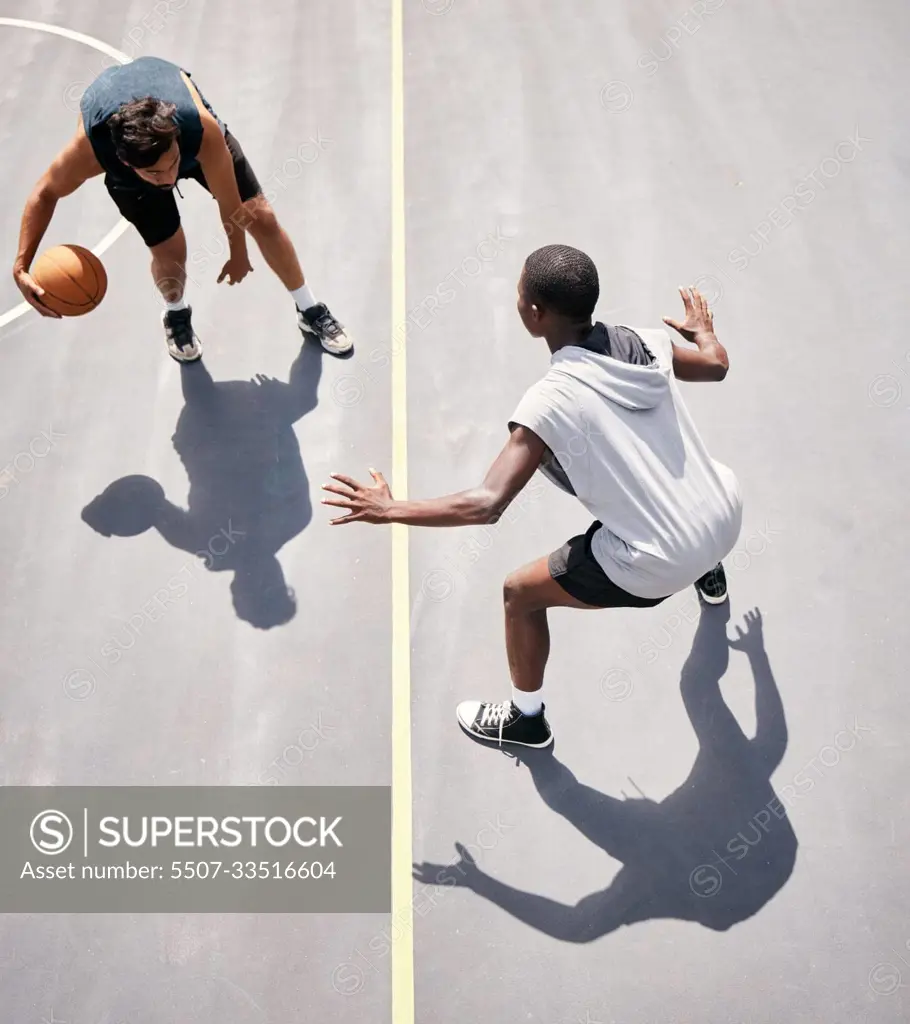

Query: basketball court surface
[1,2,908,1021]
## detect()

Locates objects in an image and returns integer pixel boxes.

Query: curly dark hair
[522,244,600,320]
[107,97,180,168]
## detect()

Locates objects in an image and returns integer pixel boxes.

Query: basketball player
[12,56,351,361]
[321,246,742,749]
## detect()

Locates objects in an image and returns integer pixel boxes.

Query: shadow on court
[414,604,798,940]
[80,339,323,630]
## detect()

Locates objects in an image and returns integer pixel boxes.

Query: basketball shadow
[413,604,798,940]
[80,339,323,629]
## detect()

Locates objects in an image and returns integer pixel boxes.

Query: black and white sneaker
[456,700,553,748]
[297,302,353,355]
[695,562,728,605]
[162,306,202,362]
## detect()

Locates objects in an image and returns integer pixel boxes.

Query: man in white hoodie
[321,245,742,749]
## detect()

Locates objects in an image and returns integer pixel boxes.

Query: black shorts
[105,130,262,248]
[548,521,670,609]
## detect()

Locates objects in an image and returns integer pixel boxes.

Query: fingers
[369,467,389,489]
[328,472,360,491]
[693,288,713,324]
[29,292,61,318]
[454,841,475,865]
[321,497,355,510]
[679,285,694,316]
[329,511,362,525]
[28,295,61,318]
[662,316,681,332]
[17,276,60,318]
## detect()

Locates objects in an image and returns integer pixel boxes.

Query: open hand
[321,469,393,525]
[663,285,714,343]
[412,843,482,890]
[217,252,253,285]
[13,266,61,318]
[729,607,764,651]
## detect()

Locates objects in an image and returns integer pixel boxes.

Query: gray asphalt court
[1,1,908,1022]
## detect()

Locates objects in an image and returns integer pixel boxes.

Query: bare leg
[241,195,305,290]
[150,227,188,304]
[503,556,597,693]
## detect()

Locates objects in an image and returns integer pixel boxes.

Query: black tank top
[80,56,224,190]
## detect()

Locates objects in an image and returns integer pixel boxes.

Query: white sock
[165,297,187,312]
[292,283,317,312]
[511,686,543,716]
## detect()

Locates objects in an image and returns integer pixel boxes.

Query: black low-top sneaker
[695,562,728,605]
[297,302,353,355]
[456,699,553,748]
[162,306,202,362]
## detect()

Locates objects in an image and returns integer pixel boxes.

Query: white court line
[0,17,132,330]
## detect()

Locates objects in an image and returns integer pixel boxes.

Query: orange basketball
[31,244,107,316]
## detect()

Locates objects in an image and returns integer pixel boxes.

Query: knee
[243,198,280,240]
[503,572,533,613]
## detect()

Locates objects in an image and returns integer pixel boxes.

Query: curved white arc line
[0,18,133,330]
[0,17,131,62]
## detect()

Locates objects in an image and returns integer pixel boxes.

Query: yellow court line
[390,1,414,1023]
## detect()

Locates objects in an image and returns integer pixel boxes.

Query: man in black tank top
[12,56,352,361]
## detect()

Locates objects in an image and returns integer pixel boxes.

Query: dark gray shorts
[548,521,670,609]
[106,130,262,248]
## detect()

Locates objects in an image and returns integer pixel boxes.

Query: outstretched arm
[13,118,103,316]
[468,874,621,943]
[187,75,252,286]
[321,426,546,527]
[152,499,211,561]
[413,844,625,943]
[662,286,728,381]
[730,609,787,774]
[285,339,324,422]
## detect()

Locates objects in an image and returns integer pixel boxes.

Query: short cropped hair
[108,97,179,168]
[523,244,599,319]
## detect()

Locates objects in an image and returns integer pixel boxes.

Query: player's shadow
[80,340,323,629]
[414,604,798,939]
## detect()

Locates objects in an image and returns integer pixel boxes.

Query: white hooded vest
[509,326,743,599]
